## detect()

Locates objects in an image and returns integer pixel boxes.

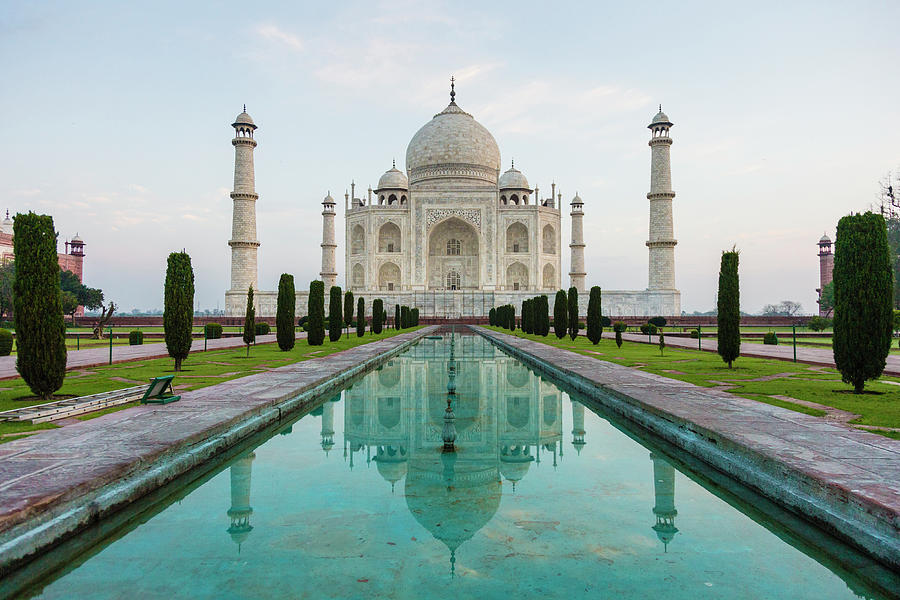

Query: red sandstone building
[817,233,834,317]
[0,212,86,315]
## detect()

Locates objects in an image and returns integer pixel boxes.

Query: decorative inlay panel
[426,208,482,231]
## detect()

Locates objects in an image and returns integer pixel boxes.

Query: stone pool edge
[473,326,900,571]
[0,326,436,574]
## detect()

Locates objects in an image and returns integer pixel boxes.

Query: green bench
[140,375,181,404]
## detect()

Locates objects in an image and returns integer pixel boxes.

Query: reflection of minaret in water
[571,401,586,454]
[227,452,256,552]
[650,452,678,551]
[321,401,335,455]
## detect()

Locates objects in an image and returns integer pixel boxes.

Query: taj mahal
[224,82,681,317]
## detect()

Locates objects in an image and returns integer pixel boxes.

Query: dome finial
[659,103,662,112]
[450,75,456,103]
[511,158,514,169]
[243,103,247,113]
[392,158,396,168]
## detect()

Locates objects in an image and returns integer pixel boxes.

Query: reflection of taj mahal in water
[225,335,680,565]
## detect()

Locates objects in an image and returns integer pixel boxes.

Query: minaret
[571,400,585,454]
[650,452,679,551]
[321,400,335,454]
[646,106,677,290]
[226,451,256,552]
[228,107,260,295]
[569,194,586,291]
[320,192,337,290]
[817,234,834,317]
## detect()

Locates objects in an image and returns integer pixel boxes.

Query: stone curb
[0,327,435,574]
[474,327,900,571]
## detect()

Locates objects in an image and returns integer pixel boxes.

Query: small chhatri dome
[649,105,672,127]
[322,191,335,204]
[571,192,583,205]
[71,233,83,243]
[376,164,409,191]
[233,105,256,128]
[499,161,530,190]
[819,232,831,244]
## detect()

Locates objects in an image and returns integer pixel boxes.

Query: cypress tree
[834,212,894,393]
[307,280,325,345]
[344,291,354,335]
[540,295,551,336]
[567,286,579,341]
[401,305,410,329]
[329,286,343,342]
[716,249,741,368]
[412,307,419,326]
[242,285,255,357]
[489,307,496,326]
[357,297,365,337]
[521,300,529,333]
[13,213,67,399]
[587,286,602,344]
[383,309,388,327]
[163,251,194,371]
[372,298,384,334]
[395,304,401,330]
[508,304,516,331]
[276,273,296,351]
[554,290,567,339]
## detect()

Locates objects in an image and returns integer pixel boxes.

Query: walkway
[476,327,900,570]
[621,332,900,376]
[0,327,434,571]
[0,332,308,381]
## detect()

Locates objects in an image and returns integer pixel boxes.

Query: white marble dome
[499,165,529,190]
[405,102,501,185]
[233,110,255,127]
[376,166,409,191]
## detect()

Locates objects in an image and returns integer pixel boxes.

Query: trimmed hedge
[129,330,143,346]
[255,322,270,336]
[763,331,778,345]
[0,329,12,356]
[205,323,223,339]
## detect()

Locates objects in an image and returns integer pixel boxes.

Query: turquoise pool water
[14,333,898,599]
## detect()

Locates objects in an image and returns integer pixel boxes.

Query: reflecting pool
[14,333,898,599]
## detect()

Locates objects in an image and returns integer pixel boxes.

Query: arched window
[543,263,555,289]
[446,238,461,256]
[542,225,555,254]
[351,225,365,255]
[400,195,407,205]
[510,194,519,205]
[500,195,507,205]
[506,223,529,253]
[388,194,397,205]
[378,222,401,253]
[446,270,460,290]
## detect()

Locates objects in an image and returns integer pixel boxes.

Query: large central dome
[405,101,501,185]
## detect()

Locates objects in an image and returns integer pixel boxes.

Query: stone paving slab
[621,332,900,375]
[475,327,900,570]
[0,332,309,381]
[0,327,434,573]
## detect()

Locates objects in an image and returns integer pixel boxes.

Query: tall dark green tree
[508,304,516,331]
[833,212,894,392]
[276,274,296,351]
[13,213,67,399]
[401,305,410,329]
[395,304,401,330]
[344,291,355,335]
[716,249,741,368]
[307,280,325,346]
[586,286,602,344]
[372,298,384,334]
[329,286,343,342]
[489,307,497,326]
[243,286,256,357]
[567,287,579,340]
[554,290,567,339]
[163,251,194,371]
[357,297,366,337]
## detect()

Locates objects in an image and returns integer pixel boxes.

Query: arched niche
[378,222,401,253]
[378,262,401,291]
[351,224,365,255]
[506,222,529,253]
[542,224,555,254]
[426,217,479,290]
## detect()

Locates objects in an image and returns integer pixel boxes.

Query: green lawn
[486,327,900,435]
[0,327,420,438]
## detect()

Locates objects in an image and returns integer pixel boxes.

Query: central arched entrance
[427,217,480,289]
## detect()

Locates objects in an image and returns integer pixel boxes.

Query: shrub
[537,295,550,336]
[357,297,365,337]
[129,330,143,345]
[833,212,893,393]
[307,280,325,345]
[554,290,567,339]
[0,329,12,356]
[329,286,343,342]
[205,323,223,339]
[567,287,579,341]
[689,328,700,339]
[640,323,658,335]
[255,322,270,336]
[489,307,497,326]
[243,286,256,356]
[164,251,194,372]
[806,316,832,332]
[649,316,667,328]
[600,316,611,327]
[613,321,627,333]
[717,249,741,368]
[297,316,308,328]
[508,304,516,331]
[763,331,778,345]
[372,299,384,334]
[276,273,296,351]
[521,300,530,333]
[586,286,602,344]
[615,330,623,348]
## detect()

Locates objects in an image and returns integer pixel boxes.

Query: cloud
[256,24,303,50]
[129,183,149,194]
[14,188,41,197]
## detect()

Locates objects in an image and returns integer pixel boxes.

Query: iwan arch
[224,85,680,317]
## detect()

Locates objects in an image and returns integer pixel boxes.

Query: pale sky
[2,1,899,314]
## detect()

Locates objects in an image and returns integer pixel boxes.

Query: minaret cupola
[375,160,409,206]
[499,160,532,205]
